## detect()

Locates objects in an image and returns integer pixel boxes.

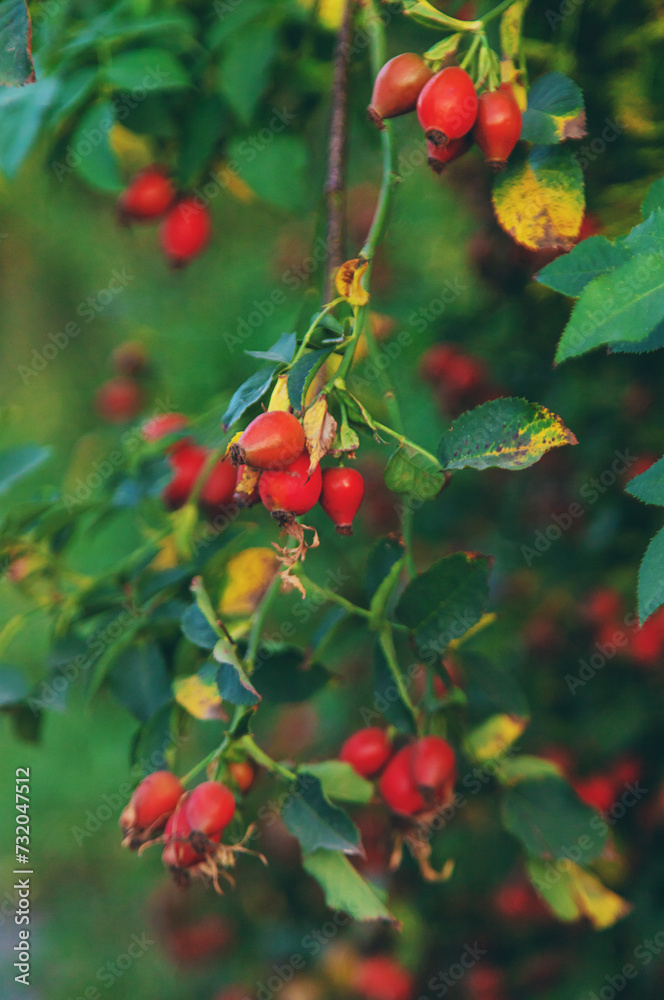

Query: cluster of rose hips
[120,763,256,887]
[369,53,522,173]
[147,408,366,535]
[339,727,457,819]
[118,166,212,267]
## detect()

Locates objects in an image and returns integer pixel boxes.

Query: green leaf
[642,177,664,220]
[373,640,417,734]
[103,49,189,92]
[492,144,585,251]
[48,68,98,132]
[245,332,297,363]
[300,761,374,804]
[181,603,218,649]
[637,526,664,625]
[64,508,145,576]
[177,93,230,186]
[341,390,377,432]
[0,77,59,176]
[502,775,606,863]
[625,457,664,506]
[366,537,405,601]
[499,755,564,785]
[281,774,362,856]
[228,134,309,212]
[521,72,587,144]
[402,0,472,30]
[555,254,664,363]
[623,209,664,259]
[252,645,329,702]
[302,849,396,923]
[384,444,446,499]
[464,654,529,720]
[527,857,632,930]
[108,642,171,722]
[213,639,261,707]
[608,321,664,355]
[438,398,577,472]
[0,0,33,86]
[221,365,279,429]
[536,236,631,298]
[0,665,29,706]
[71,100,122,192]
[173,663,227,720]
[0,444,50,495]
[395,552,491,655]
[287,348,334,410]
[217,24,278,124]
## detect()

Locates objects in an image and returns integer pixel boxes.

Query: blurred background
[1,0,664,997]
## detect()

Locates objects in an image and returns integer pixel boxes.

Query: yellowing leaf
[234,465,260,506]
[174,665,227,721]
[303,397,337,474]
[500,2,529,62]
[464,713,528,763]
[150,535,179,571]
[335,259,370,307]
[492,145,585,251]
[269,374,291,412]
[224,431,243,458]
[528,858,633,930]
[298,0,345,30]
[500,60,528,112]
[219,547,280,618]
[213,161,256,202]
[109,124,152,172]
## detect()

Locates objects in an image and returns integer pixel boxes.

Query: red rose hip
[417,66,478,146]
[339,728,392,778]
[427,134,472,174]
[368,53,433,129]
[231,411,305,470]
[259,452,322,517]
[320,467,365,535]
[473,87,522,169]
[410,736,456,793]
[120,770,184,847]
[118,166,175,223]
[379,744,426,816]
[162,441,209,509]
[160,198,212,267]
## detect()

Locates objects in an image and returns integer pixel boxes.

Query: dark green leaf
[71,100,122,192]
[300,761,374,804]
[396,552,491,655]
[281,774,362,855]
[625,457,664,506]
[221,365,278,429]
[502,776,606,863]
[218,24,278,124]
[642,178,664,220]
[0,665,29,706]
[0,76,58,176]
[623,209,664,257]
[463,653,529,721]
[253,645,329,702]
[302,849,396,923]
[181,603,218,649]
[228,134,309,212]
[384,444,446,498]
[130,704,175,771]
[245,332,297,363]
[0,0,33,86]
[637,526,664,625]
[108,642,171,722]
[608,320,664,355]
[537,236,631,298]
[366,537,405,601]
[438,398,577,472]
[287,348,334,410]
[103,49,188,92]
[0,444,50,495]
[213,639,261,707]
[177,93,230,186]
[521,72,587,144]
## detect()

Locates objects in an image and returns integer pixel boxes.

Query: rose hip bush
[1,1,664,998]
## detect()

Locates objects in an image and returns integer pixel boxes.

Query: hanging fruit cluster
[118,166,212,268]
[369,53,522,173]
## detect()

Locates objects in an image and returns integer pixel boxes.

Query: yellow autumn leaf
[464,713,528,763]
[528,859,633,930]
[174,667,227,721]
[335,258,370,307]
[234,465,261,507]
[492,146,585,251]
[269,374,291,412]
[298,0,344,30]
[212,161,256,202]
[303,396,338,474]
[150,535,179,571]
[109,123,152,172]
[219,547,280,618]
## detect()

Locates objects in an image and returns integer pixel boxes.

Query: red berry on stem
[379,744,426,816]
[185,781,236,837]
[162,799,208,870]
[259,452,322,518]
[199,457,238,513]
[473,87,522,169]
[229,760,256,793]
[142,412,189,443]
[120,770,184,847]
[368,53,433,128]
[354,956,414,1000]
[162,442,209,509]
[231,410,305,470]
[410,736,456,793]
[118,166,175,223]
[320,467,365,535]
[427,134,472,174]
[160,198,212,267]
[417,66,478,146]
[339,728,392,778]
[95,376,142,423]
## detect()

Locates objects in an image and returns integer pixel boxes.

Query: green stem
[297,571,410,633]
[372,420,442,467]
[241,735,297,781]
[181,745,224,786]
[245,574,282,671]
[481,0,518,25]
[378,625,417,721]
[292,297,345,365]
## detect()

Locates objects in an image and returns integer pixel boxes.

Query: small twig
[324,0,354,301]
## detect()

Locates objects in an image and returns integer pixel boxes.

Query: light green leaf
[303,849,397,923]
